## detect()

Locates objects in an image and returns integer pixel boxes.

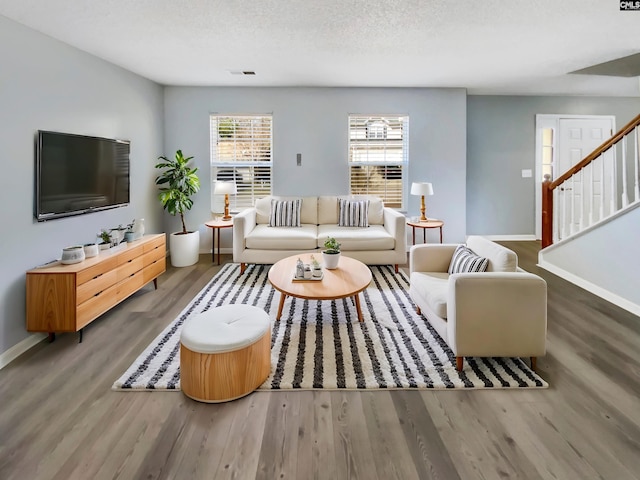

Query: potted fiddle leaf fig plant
[155,149,201,267]
[322,236,341,270]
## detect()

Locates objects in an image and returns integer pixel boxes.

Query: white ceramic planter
[322,251,341,269]
[169,230,200,267]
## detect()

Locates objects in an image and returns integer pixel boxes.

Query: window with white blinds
[348,115,408,209]
[210,115,272,212]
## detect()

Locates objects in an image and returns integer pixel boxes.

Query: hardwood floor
[1,242,639,480]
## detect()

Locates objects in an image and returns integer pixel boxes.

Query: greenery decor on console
[98,229,112,249]
[155,149,201,267]
[155,150,200,235]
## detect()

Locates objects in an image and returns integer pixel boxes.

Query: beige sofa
[233,196,406,273]
[409,236,547,371]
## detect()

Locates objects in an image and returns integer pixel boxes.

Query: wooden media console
[26,234,166,341]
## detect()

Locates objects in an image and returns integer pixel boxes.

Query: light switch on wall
[521,169,532,178]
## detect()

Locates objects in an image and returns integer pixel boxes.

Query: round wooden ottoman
[180,304,271,403]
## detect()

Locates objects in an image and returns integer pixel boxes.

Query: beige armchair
[409,236,547,371]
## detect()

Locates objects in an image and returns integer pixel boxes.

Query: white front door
[535,115,616,240]
[557,118,614,237]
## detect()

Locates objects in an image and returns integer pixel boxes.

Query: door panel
[558,118,614,236]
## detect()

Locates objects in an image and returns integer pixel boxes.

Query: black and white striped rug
[113,263,548,390]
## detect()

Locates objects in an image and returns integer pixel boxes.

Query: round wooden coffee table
[268,254,372,322]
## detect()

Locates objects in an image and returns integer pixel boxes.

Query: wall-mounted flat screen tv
[35,130,130,221]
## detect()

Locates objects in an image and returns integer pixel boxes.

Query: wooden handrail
[549,113,640,190]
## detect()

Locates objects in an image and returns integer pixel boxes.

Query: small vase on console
[132,218,145,239]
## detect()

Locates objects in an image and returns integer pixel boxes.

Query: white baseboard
[0,333,47,370]
[537,260,640,317]
[481,234,538,241]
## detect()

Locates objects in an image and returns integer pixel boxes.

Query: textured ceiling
[1,0,639,96]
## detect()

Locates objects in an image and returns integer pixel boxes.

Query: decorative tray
[292,271,324,282]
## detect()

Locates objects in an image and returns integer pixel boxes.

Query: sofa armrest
[409,244,459,274]
[446,272,547,356]
[232,208,256,261]
[382,207,406,253]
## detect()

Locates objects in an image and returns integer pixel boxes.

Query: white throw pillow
[448,245,489,273]
[338,199,369,227]
[269,199,302,227]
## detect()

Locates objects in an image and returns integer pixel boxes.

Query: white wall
[0,16,164,357]
[539,205,640,312]
[163,87,467,251]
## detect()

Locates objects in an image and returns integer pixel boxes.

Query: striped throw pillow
[269,199,302,227]
[448,245,489,274]
[338,199,369,227]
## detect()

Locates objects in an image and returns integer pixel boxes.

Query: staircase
[539,113,640,316]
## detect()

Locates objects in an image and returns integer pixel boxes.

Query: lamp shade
[214,181,237,195]
[410,182,434,196]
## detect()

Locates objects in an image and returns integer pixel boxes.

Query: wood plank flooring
[1,242,639,480]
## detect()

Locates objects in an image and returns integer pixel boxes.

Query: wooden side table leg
[217,228,221,265]
[423,228,426,244]
[439,226,443,243]
[211,228,215,263]
[412,226,416,245]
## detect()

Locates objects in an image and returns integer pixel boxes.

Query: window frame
[210,114,273,213]
[348,114,409,210]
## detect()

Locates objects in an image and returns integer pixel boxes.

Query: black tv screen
[35,131,130,221]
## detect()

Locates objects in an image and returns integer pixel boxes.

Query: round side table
[407,219,444,245]
[205,219,234,264]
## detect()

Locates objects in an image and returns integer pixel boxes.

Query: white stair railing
[542,113,640,247]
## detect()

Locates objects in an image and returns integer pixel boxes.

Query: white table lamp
[214,181,237,220]
[410,182,434,222]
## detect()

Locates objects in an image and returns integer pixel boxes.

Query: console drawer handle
[93,273,103,280]
[94,291,102,297]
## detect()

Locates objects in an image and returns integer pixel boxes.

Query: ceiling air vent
[228,70,256,76]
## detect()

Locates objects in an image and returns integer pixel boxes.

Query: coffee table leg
[276,293,287,320]
[354,294,364,322]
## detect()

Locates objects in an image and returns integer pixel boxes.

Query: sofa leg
[240,263,246,274]
[416,306,421,315]
[456,357,463,371]
[530,357,537,371]
[394,264,398,273]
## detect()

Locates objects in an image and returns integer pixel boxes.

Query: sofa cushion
[256,196,318,225]
[246,224,318,250]
[269,199,302,227]
[318,196,384,225]
[410,272,449,319]
[338,199,369,227]
[448,245,489,274]
[317,225,394,251]
[466,236,517,272]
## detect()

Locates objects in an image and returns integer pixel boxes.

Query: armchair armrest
[409,244,459,274]
[447,272,547,357]
[382,208,406,253]
[232,208,256,261]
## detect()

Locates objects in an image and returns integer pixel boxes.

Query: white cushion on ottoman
[181,304,270,354]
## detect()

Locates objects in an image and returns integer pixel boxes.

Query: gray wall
[163,87,467,251]
[0,16,164,357]
[467,95,640,236]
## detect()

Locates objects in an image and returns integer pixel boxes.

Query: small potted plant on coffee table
[322,237,341,270]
